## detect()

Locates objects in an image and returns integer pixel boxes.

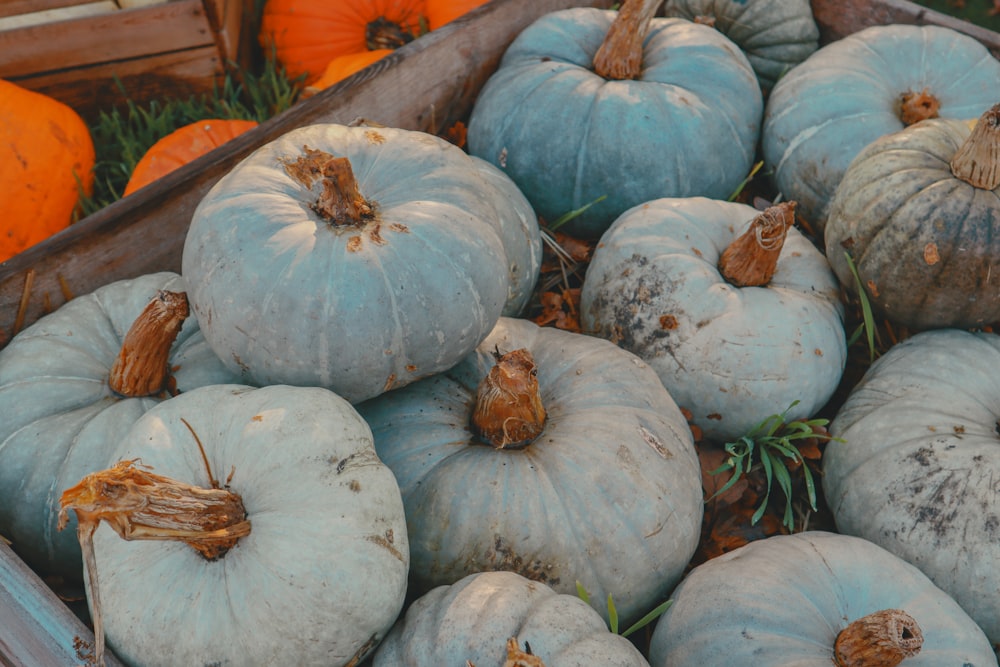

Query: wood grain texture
[0,540,126,666]
[811,0,1000,56]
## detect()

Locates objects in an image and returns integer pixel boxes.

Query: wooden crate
[0,0,999,660]
[0,0,248,123]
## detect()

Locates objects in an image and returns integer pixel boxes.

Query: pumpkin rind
[824,117,1000,331]
[661,0,819,93]
[373,571,650,666]
[466,8,762,239]
[357,316,703,627]
[0,79,95,262]
[824,328,1000,648]
[182,123,513,403]
[0,272,239,580]
[424,0,489,29]
[648,531,997,666]
[580,197,846,443]
[762,23,1000,233]
[80,383,409,667]
[258,0,427,84]
[471,155,543,317]
[124,119,259,196]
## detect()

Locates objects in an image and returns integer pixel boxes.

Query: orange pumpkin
[124,119,258,196]
[0,80,94,263]
[309,49,394,92]
[425,0,489,29]
[259,0,427,85]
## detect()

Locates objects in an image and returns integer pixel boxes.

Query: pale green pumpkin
[0,272,239,581]
[374,571,650,666]
[763,23,1000,233]
[825,328,1000,648]
[70,383,409,667]
[824,109,1000,331]
[182,123,530,403]
[580,197,846,443]
[649,531,997,666]
[357,316,703,628]
[467,6,762,239]
[662,0,819,93]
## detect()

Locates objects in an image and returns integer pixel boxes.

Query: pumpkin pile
[5,0,1000,665]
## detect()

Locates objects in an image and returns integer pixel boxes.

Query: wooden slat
[0,0,211,76]
[811,0,1000,56]
[0,0,615,348]
[0,541,126,666]
[10,46,223,122]
[0,0,97,20]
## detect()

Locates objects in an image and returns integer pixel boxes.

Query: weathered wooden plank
[0,0,97,20]
[0,540,126,666]
[810,0,1000,57]
[10,46,224,120]
[0,0,615,349]
[0,0,211,76]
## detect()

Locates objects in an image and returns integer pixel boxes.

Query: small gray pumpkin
[374,571,650,666]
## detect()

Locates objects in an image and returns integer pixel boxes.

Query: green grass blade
[622,599,674,638]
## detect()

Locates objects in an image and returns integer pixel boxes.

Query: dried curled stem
[467,638,547,667]
[899,88,940,126]
[108,290,188,398]
[951,102,1000,190]
[718,201,795,287]
[834,609,923,667]
[281,147,375,225]
[471,348,546,449]
[57,423,250,667]
[593,0,664,80]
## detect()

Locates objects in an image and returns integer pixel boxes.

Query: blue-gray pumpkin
[0,272,238,581]
[182,123,538,403]
[762,23,1000,234]
[467,4,762,239]
[580,197,846,443]
[662,0,819,93]
[648,531,997,666]
[357,316,703,628]
[60,383,409,667]
[825,328,1000,648]
[373,571,650,667]
[824,107,1000,331]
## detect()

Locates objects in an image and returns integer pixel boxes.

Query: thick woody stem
[950,102,1000,190]
[108,290,189,398]
[58,459,251,667]
[282,147,375,225]
[718,201,795,287]
[899,88,940,125]
[834,609,923,667]
[593,0,664,80]
[471,348,547,449]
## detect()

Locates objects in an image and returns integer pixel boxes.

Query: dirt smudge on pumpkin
[586,253,688,361]
[473,535,561,587]
[368,528,405,563]
[364,130,386,144]
[347,235,363,252]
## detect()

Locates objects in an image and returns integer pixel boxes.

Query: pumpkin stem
[718,201,795,287]
[899,88,940,126]
[593,0,664,80]
[282,147,376,226]
[471,347,547,449]
[108,290,189,398]
[833,609,923,667]
[503,637,546,667]
[950,102,1000,190]
[365,16,416,51]
[58,459,251,667]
